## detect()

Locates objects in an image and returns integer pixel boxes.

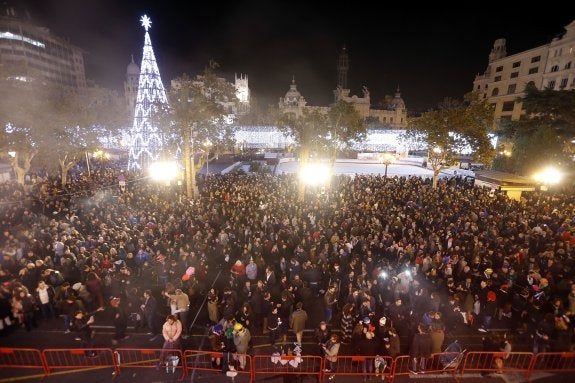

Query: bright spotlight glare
[149,161,178,182]
[533,167,562,185]
[405,270,411,277]
[299,163,331,186]
[379,271,388,279]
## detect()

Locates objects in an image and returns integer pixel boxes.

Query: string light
[128,15,168,171]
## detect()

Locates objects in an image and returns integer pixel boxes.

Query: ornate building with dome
[279,47,407,129]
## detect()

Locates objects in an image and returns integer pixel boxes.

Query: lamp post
[379,153,394,179]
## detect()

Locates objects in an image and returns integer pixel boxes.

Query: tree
[326,100,366,163]
[161,63,237,198]
[41,87,126,186]
[277,108,326,201]
[0,64,49,184]
[277,101,365,201]
[404,92,495,188]
[496,83,575,174]
[0,64,127,185]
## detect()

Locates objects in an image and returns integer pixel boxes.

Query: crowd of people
[0,167,574,376]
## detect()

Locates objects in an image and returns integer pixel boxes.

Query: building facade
[124,55,140,117]
[279,78,407,129]
[473,20,575,125]
[279,47,407,128]
[0,6,86,88]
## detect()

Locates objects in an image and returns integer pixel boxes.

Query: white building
[124,55,139,117]
[0,5,86,88]
[473,19,575,125]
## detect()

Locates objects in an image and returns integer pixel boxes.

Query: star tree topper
[140,14,152,31]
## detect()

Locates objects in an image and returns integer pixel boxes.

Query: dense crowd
[0,168,574,374]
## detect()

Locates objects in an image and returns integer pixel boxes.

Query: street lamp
[378,153,394,179]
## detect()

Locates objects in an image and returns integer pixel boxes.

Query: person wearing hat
[110,296,128,345]
[208,324,224,368]
[479,291,497,333]
[233,322,251,370]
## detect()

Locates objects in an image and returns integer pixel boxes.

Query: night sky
[14,0,575,113]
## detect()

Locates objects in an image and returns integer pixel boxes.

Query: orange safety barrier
[461,351,533,376]
[113,348,184,380]
[529,352,575,375]
[42,348,116,376]
[252,354,323,382]
[324,355,393,382]
[0,347,47,379]
[183,350,252,382]
[390,352,462,382]
[390,355,411,381]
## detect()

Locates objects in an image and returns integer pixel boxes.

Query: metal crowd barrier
[326,355,393,382]
[529,352,575,375]
[461,351,534,376]
[42,348,116,376]
[5,347,575,382]
[0,347,47,379]
[389,352,462,381]
[113,348,184,380]
[183,350,252,381]
[252,354,323,382]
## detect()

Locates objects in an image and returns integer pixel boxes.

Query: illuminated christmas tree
[128,15,168,171]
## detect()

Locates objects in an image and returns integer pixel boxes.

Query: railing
[42,348,117,376]
[326,355,393,382]
[0,348,47,379]
[461,351,534,377]
[252,354,323,382]
[113,348,184,380]
[183,350,252,381]
[529,352,575,375]
[3,347,575,382]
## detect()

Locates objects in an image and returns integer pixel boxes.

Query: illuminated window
[0,31,45,48]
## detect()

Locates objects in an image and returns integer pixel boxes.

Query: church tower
[337,45,349,89]
[235,73,250,114]
[124,55,140,117]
